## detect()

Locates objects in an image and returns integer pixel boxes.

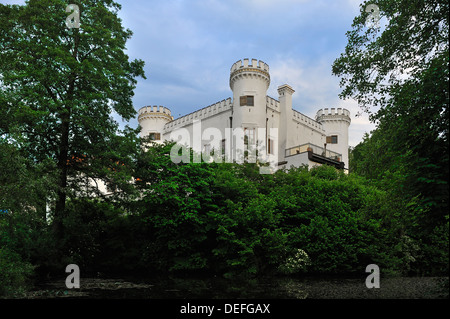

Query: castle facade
[138,58,351,172]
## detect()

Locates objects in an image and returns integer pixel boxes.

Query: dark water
[28,275,449,299]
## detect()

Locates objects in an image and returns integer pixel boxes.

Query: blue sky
[2,0,376,146]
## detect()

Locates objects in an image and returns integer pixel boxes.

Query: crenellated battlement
[266,96,325,132]
[163,98,233,132]
[138,105,172,116]
[293,110,325,132]
[230,58,270,90]
[138,105,174,125]
[315,108,351,125]
[266,96,280,111]
[230,58,269,73]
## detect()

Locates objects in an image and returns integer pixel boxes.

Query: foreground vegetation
[1,142,448,297]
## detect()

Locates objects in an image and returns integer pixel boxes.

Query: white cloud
[269,57,339,110]
[268,57,376,147]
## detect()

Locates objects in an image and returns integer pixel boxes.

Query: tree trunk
[53,30,79,239]
[53,113,70,239]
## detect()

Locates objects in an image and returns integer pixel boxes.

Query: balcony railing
[285,143,342,161]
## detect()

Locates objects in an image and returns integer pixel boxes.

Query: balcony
[285,143,344,169]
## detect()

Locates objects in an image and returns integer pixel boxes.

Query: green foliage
[0,0,145,235]
[0,139,57,220]
[132,142,215,272]
[0,247,35,298]
[275,166,374,273]
[1,141,448,284]
[332,0,448,112]
[128,149,445,277]
[210,192,286,277]
[334,0,449,275]
[0,139,58,285]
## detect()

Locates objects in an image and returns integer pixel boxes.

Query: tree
[333,0,448,217]
[0,0,145,237]
[332,0,448,113]
[333,0,448,274]
[132,142,218,272]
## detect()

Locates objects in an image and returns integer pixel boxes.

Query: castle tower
[229,58,270,137]
[315,108,351,169]
[278,84,295,161]
[138,105,173,142]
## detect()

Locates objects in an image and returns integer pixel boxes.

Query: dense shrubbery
[1,142,448,296]
[0,247,34,297]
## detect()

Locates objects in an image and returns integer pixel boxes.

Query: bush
[2,141,445,284]
[278,249,311,274]
[130,147,448,277]
[0,247,34,298]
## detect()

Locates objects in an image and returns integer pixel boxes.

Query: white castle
[138,58,351,171]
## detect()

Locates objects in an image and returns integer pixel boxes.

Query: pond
[26,275,448,299]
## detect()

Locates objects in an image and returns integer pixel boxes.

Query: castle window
[244,127,255,145]
[221,139,226,155]
[149,132,161,141]
[326,135,338,144]
[268,138,274,155]
[240,95,254,106]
